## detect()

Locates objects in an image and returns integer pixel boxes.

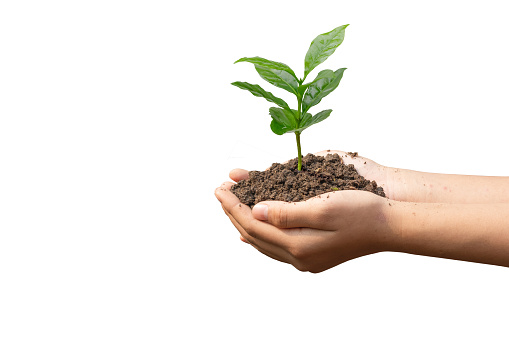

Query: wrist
[382,166,412,202]
[377,198,405,253]
[367,197,403,253]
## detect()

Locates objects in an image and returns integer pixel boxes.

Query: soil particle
[231,153,385,208]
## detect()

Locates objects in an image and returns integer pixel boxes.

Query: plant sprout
[232,24,348,171]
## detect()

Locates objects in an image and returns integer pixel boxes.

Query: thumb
[251,201,320,229]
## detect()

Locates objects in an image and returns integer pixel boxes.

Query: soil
[231,153,385,208]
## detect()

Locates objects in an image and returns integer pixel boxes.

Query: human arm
[215,179,509,272]
[391,201,509,266]
[388,169,509,204]
[315,150,509,204]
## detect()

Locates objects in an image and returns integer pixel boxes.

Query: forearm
[388,167,509,203]
[388,201,509,267]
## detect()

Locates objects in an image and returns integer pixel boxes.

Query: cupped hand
[215,178,398,273]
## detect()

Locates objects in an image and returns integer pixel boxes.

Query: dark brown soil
[231,153,385,208]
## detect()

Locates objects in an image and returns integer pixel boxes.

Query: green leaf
[269,108,332,135]
[254,66,299,95]
[270,119,286,135]
[269,107,302,135]
[302,68,346,113]
[269,107,297,129]
[296,109,333,132]
[235,57,298,79]
[310,109,332,126]
[298,112,312,131]
[233,56,299,95]
[304,24,348,79]
[297,83,311,98]
[231,82,290,109]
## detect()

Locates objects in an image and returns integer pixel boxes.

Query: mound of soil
[231,153,385,208]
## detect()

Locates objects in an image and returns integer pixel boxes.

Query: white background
[1,0,509,338]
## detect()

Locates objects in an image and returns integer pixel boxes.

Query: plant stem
[296,95,303,171]
[295,131,302,171]
[297,95,302,121]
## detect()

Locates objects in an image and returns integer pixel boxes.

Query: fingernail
[252,204,268,221]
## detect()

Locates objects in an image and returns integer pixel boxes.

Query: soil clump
[231,153,385,208]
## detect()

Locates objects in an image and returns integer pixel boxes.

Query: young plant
[232,24,348,171]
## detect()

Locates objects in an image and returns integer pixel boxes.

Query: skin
[214,150,509,273]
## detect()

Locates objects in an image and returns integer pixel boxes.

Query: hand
[215,177,397,273]
[217,150,509,270]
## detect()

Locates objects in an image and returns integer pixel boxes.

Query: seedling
[232,24,348,171]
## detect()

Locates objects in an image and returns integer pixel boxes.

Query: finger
[216,185,293,249]
[214,181,236,202]
[223,206,293,263]
[221,181,235,190]
[221,204,251,242]
[251,199,327,229]
[250,242,291,265]
[229,168,249,182]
